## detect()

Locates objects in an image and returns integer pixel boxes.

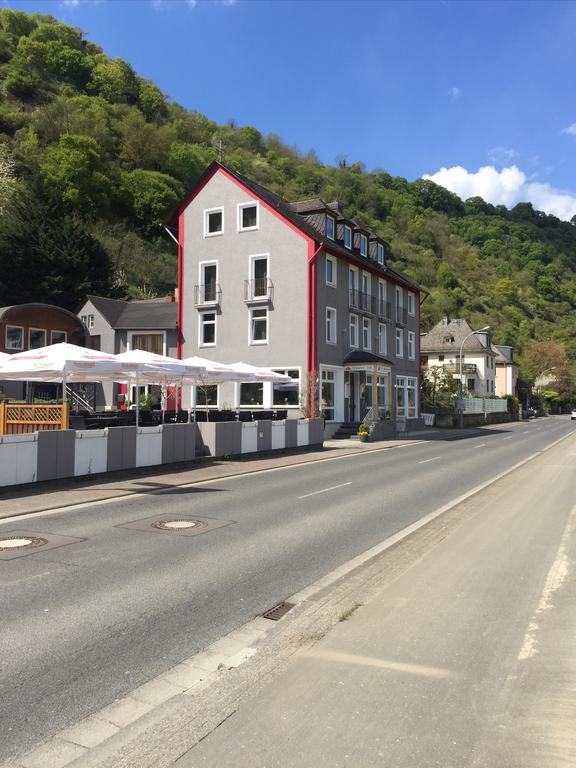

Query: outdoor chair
[274,410,288,421]
[238,411,253,422]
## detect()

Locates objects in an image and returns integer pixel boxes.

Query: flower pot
[359,433,369,442]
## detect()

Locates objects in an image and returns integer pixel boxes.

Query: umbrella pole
[136,376,140,428]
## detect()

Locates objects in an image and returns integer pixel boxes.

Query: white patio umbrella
[180,356,255,384]
[114,350,204,425]
[0,343,131,388]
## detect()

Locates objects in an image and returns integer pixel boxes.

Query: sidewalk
[0,432,436,520]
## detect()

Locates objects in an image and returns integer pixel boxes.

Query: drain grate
[262,601,295,621]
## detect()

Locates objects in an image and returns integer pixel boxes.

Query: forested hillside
[1,8,576,366]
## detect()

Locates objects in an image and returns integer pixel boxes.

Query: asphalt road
[0,417,573,762]
[179,418,576,768]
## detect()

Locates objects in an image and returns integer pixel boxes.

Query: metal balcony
[194,283,221,307]
[349,289,376,314]
[244,278,274,303]
[378,300,392,320]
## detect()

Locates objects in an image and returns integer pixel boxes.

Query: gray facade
[174,163,423,429]
[77,296,178,410]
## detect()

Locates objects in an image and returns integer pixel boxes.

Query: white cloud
[187,0,198,6]
[62,0,80,6]
[562,123,576,136]
[423,164,576,221]
[448,86,461,101]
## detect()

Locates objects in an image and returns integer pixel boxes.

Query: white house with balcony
[420,317,497,396]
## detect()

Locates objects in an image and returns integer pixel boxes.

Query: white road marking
[474,443,487,448]
[418,456,441,464]
[517,502,576,661]
[305,647,458,680]
[298,482,352,500]
[503,436,513,440]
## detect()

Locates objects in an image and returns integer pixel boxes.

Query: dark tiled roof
[289,198,327,213]
[420,318,495,354]
[87,296,177,330]
[167,162,421,292]
[86,296,126,327]
[343,350,394,366]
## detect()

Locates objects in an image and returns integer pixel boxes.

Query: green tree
[120,169,183,230]
[40,134,111,215]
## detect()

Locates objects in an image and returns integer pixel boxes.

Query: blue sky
[4,0,576,218]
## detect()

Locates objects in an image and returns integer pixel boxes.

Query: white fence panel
[74,430,108,476]
[271,421,285,450]
[297,420,309,446]
[463,398,507,414]
[136,426,163,467]
[241,422,258,454]
[0,433,38,486]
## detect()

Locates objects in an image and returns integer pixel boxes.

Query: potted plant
[358,423,370,442]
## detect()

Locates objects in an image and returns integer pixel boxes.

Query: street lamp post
[459,326,491,396]
[458,325,490,428]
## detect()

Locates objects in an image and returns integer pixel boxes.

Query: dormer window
[326,215,335,240]
[376,243,384,265]
[359,234,368,257]
[344,225,352,250]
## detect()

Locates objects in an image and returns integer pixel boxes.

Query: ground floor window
[321,369,335,420]
[240,382,264,406]
[378,374,389,414]
[196,384,218,407]
[396,375,418,418]
[272,368,300,407]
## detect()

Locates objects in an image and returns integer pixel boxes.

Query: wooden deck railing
[0,403,69,435]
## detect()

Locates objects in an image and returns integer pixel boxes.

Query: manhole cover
[0,536,48,551]
[152,519,207,531]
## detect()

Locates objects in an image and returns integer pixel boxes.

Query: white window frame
[349,313,359,348]
[192,383,220,409]
[378,322,387,355]
[198,311,217,347]
[326,307,337,345]
[406,376,418,418]
[344,224,352,250]
[359,234,368,257]
[376,243,384,265]
[407,330,415,360]
[326,215,335,240]
[198,260,218,304]
[204,206,224,238]
[407,291,416,316]
[238,201,259,232]
[51,330,68,344]
[395,327,404,358]
[271,366,301,409]
[325,255,337,287]
[249,306,268,345]
[396,375,406,418]
[5,324,24,350]
[249,253,269,281]
[28,328,46,349]
[362,317,371,351]
[128,330,167,354]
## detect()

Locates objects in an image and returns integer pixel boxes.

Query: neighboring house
[165,161,423,432]
[420,317,497,396]
[77,295,178,410]
[493,345,519,397]
[0,303,86,401]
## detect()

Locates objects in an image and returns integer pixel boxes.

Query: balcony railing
[244,277,274,303]
[395,306,408,325]
[349,289,376,314]
[194,283,221,307]
[440,363,478,375]
[378,300,392,320]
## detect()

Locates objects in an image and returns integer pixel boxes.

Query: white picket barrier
[136,426,163,467]
[0,433,38,486]
[271,421,286,450]
[297,420,309,446]
[241,422,258,454]
[74,430,108,476]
